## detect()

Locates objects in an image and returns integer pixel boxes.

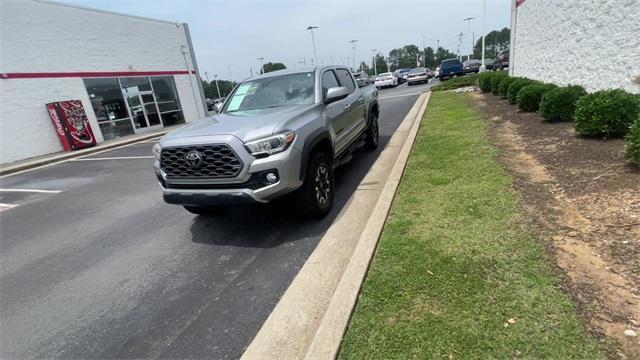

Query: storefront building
[0,0,208,164]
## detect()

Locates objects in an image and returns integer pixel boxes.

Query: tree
[434,47,458,65]
[358,61,370,74]
[202,79,236,99]
[387,44,422,71]
[367,54,388,76]
[260,62,287,74]
[422,47,436,69]
[473,27,510,60]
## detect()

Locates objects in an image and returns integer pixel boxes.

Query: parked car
[374,72,398,88]
[406,67,429,85]
[206,98,215,111]
[463,59,482,74]
[352,71,371,87]
[434,65,441,78]
[492,51,509,70]
[153,66,379,217]
[394,71,406,84]
[483,58,495,71]
[396,68,411,81]
[438,58,464,80]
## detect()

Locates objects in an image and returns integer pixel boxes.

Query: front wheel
[295,152,334,217]
[365,112,379,151]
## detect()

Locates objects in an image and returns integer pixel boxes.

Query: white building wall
[0,78,101,163]
[510,0,640,93]
[0,0,206,164]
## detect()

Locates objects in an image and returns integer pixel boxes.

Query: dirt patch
[471,92,640,358]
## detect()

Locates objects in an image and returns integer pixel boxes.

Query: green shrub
[432,73,480,91]
[478,72,497,93]
[491,73,508,95]
[627,119,640,166]
[507,78,538,104]
[517,84,556,112]
[498,77,517,98]
[539,85,587,122]
[574,89,640,138]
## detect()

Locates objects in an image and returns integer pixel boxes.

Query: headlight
[152,143,161,160]
[244,132,295,156]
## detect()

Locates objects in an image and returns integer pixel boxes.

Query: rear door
[321,69,351,152]
[334,68,366,154]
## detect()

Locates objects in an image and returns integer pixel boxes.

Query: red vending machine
[46,100,97,151]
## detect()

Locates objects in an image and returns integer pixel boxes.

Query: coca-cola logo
[47,106,65,137]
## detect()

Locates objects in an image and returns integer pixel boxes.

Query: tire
[365,111,379,151]
[183,205,223,215]
[295,152,334,217]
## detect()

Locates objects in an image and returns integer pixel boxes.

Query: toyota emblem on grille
[184,151,204,169]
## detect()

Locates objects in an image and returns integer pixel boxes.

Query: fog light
[265,172,278,184]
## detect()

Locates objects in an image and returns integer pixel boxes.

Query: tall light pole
[257,57,264,74]
[349,39,358,71]
[306,26,318,66]
[480,0,487,72]
[204,71,210,83]
[457,32,464,61]
[213,74,221,99]
[371,49,378,76]
[464,17,475,60]
[227,65,233,82]
[422,34,426,67]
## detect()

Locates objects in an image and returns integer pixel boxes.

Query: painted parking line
[71,156,155,161]
[0,188,62,194]
[379,92,424,100]
[0,137,161,179]
[0,203,18,212]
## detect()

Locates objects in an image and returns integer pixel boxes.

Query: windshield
[377,73,392,78]
[409,68,426,74]
[223,72,315,113]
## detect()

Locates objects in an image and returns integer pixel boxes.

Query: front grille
[161,144,242,179]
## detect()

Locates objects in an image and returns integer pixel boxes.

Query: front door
[125,91,162,133]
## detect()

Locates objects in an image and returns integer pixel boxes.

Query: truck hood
[163,104,313,142]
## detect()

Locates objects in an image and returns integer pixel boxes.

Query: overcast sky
[64,0,511,81]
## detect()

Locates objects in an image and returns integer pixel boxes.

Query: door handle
[344,103,351,110]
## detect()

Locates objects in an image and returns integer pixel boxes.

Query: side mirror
[325,86,349,104]
[214,102,223,112]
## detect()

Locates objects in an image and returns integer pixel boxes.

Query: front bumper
[155,134,304,206]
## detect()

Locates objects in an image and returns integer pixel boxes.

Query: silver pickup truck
[153,66,379,217]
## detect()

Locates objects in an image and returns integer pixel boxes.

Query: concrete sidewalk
[242,92,431,359]
[0,127,172,176]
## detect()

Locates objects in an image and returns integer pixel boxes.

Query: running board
[334,137,366,168]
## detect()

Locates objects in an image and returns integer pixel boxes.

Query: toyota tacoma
[153,66,379,217]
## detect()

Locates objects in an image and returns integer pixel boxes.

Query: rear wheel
[183,205,223,215]
[365,112,379,151]
[295,152,334,217]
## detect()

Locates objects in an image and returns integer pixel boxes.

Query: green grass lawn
[339,92,606,359]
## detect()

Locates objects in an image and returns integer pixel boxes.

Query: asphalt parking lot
[0,81,434,359]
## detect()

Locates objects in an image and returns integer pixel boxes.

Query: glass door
[126,93,147,130]
[125,91,163,133]
[141,92,162,128]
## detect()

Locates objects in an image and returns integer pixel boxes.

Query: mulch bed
[470,90,640,358]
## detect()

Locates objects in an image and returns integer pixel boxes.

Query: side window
[321,70,340,97]
[335,69,355,93]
